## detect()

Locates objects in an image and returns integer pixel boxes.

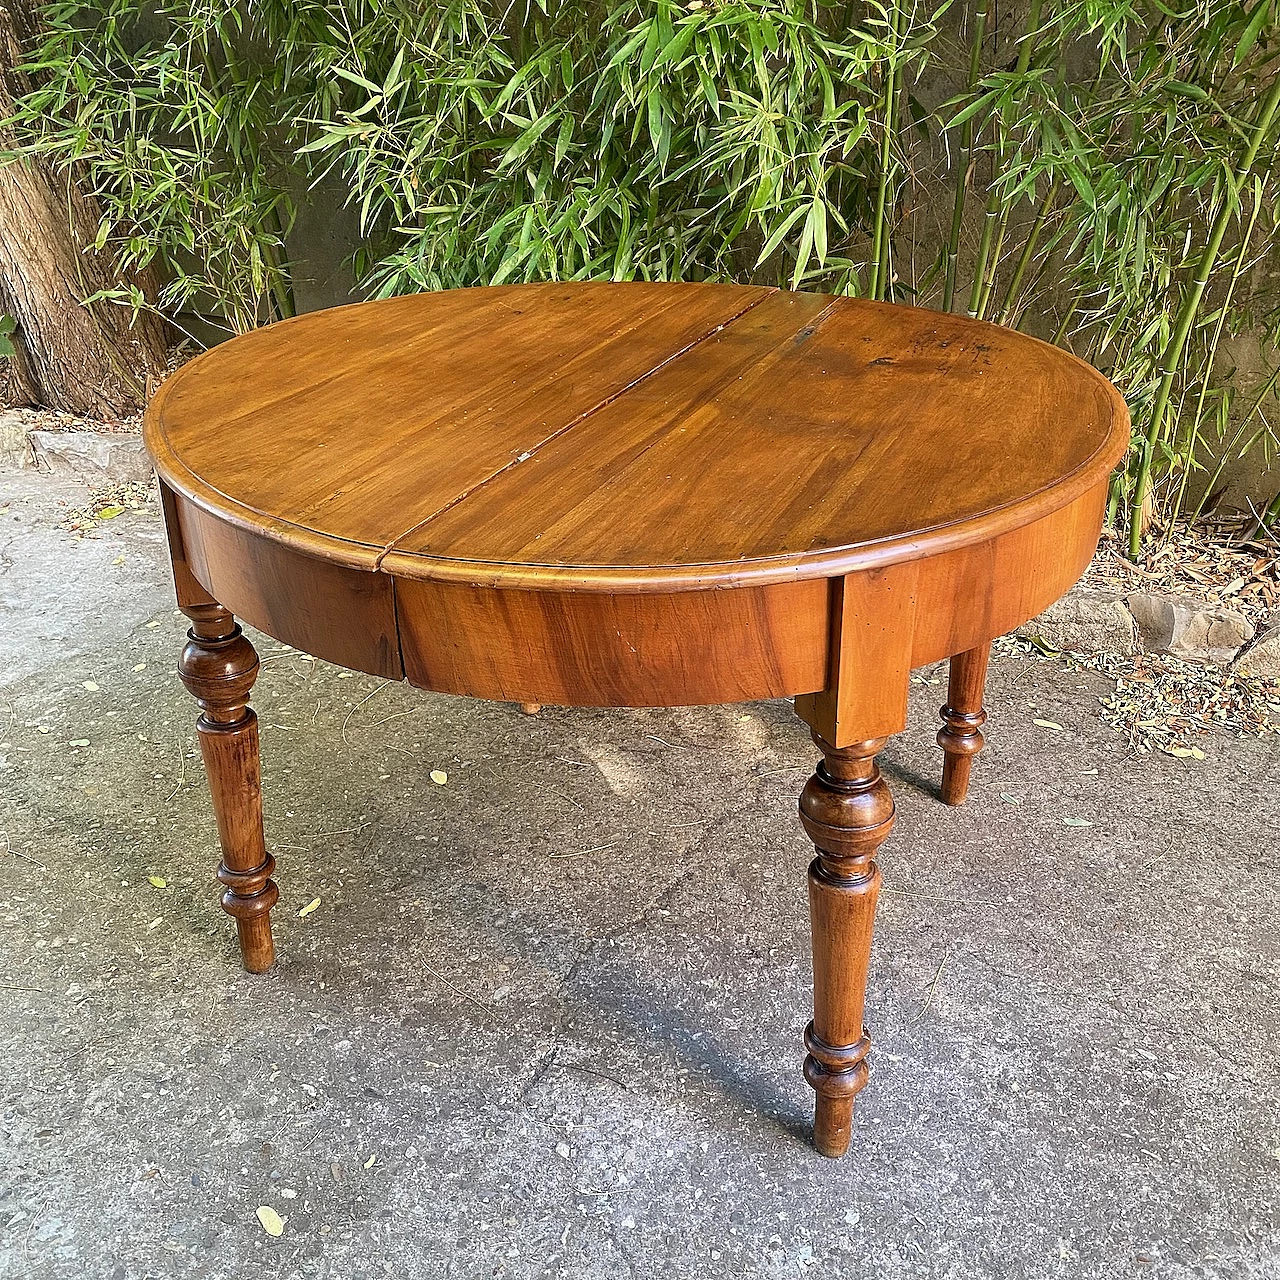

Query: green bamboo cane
[968,0,1042,319]
[993,176,1058,325]
[1167,185,1263,530]
[982,0,1069,322]
[974,201,1008,319]
[1006,213,1065,332]
[1245,488,1280,541]
[943,1,987,313]
[869,2,902,302]
[1052,287,1083,347]
[1127,73,1280,558]
[264,202,296,321]
[1189,365,1280,522]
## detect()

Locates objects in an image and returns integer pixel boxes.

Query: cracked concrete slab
[1,469,1278,1279]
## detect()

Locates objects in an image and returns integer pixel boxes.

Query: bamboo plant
[5,0,1278,553]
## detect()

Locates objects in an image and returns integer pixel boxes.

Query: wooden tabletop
[146,283,1129,591]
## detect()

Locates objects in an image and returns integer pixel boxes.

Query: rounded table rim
[144,286,1131,593]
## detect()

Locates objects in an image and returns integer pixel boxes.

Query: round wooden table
[144,282,1128,1157]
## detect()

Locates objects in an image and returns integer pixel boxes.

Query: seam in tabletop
[371,287,780,571]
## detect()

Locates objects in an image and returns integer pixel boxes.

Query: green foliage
[7,0,1280,550]
[14,0,302,333]
[293,0,948,297]
[0,314,15,358]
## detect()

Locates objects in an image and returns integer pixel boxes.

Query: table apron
[162,479,1107,707]
[165,487,402,679]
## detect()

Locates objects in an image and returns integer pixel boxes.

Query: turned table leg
[177,603,279,973]
[937,643,990,806]
[798,732,894,1158]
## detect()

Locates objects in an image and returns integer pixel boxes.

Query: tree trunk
[0,0,167,419]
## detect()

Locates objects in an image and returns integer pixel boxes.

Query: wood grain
[799,732,894,1158]
[395,576,828,706]
[148,283,773,555]
[387,295,1122,587]
[794,563,919,747]
[177,604,277,972]
[168,484,401,680]
[146,284,1129,591]
[938,644,990,805]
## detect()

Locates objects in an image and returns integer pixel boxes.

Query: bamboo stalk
[1189,365,1280,522]
[995,176,1059,325]
[974,203,1008,319]
[1105,474,1121,529]
[264,203,296,321]
[868,2,902,302]
[1167,185,1263,531]
[1052,287,1084,347]
[1009,234,1057,331]
[968,0,1042,319]
[1245,488,1280,541]
[1128,73,1280,558]
[942,1,987,313]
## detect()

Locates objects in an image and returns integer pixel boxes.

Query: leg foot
[798,732,893,1157]
[178,604,278,973]
[938,644,989,806]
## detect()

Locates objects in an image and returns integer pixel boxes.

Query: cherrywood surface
[148,282,1127,588]
[799,732,893,1157]
[169,491,402,679]
[145,282,1130,1159]
[393,574,829,706]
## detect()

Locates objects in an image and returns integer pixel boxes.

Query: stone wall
[1018,590,1278,680]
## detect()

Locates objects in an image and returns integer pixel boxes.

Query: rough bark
[0,0,167,418]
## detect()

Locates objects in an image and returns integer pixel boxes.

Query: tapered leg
[937,643,990,806]
[177,603,278,973]
[798,732,894,1158]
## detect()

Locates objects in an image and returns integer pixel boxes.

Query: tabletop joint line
[371,288,780,570]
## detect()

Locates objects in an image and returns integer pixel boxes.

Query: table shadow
[582,987,816,1150]
[878,752,941,803]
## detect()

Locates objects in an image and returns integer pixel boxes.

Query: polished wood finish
[794,564,917,747]
[908,481,1108,667]
[380,293,1118,588]
[148,283,773,561]
[939,644,991,805]
[799,733,892,1157]
[394,575,828,707]
[169,484,401,679]
[144,282,1130,1155]
[177,604,277,972]
[148,283,1126,590]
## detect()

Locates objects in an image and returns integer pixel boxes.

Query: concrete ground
[1,467,1278,1280]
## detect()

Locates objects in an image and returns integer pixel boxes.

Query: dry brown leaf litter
[1084,519,1278,626]
[9,405,142,436]
[1000,519,1280,756]
[59,479,154,535]
[996,634,1280,757]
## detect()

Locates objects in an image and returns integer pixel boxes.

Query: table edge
[144,290,1132,592]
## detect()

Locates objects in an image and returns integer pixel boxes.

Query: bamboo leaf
[792,200,816,289]
[753,203,809,268]
[1234,1,1272,65]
